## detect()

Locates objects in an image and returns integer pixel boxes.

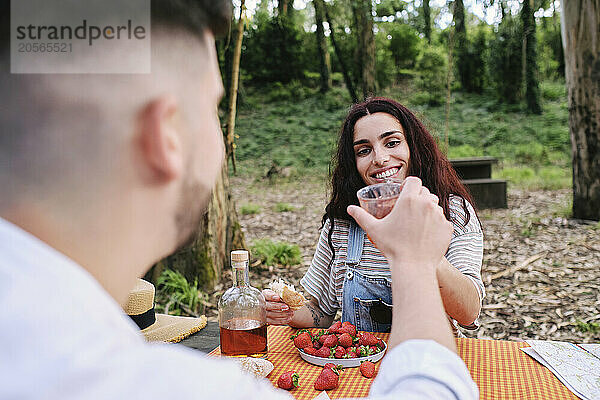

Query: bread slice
[270,279,306,310]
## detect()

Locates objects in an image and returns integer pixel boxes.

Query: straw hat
[123,279,207,343]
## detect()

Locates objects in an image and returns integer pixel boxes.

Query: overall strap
[346,221,365,266]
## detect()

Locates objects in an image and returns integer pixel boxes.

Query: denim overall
[341,222,393,333]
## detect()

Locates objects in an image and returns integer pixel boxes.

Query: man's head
[0,0,232,302]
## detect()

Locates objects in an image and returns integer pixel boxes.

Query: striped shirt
[300,195,485,329]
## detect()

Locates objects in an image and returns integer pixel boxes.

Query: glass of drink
[356,182,403,219]
[218,250,268,357]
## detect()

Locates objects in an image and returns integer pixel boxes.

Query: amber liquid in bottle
[218,250,268,357]
[219,318,267,356]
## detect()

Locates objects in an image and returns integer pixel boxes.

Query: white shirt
[0,217,478,399]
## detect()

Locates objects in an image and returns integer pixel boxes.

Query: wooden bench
[450,157,507,209]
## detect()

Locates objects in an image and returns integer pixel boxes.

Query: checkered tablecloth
[209,325,579,400]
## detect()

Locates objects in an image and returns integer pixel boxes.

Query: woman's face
[353,112,410,186]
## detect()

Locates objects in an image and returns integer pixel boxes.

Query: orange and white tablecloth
[209,325,578,400]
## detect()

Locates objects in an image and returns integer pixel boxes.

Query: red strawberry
[319,334,332,344]
[359,361,376,378]
[277,370,300,390]
[359,332,379,346]
[293,332,312,349]
[314,368,339,390]
[303,347,317,356]
[370,346,379,354]
[315,346,332,358]
[328,321,342,334]
[313,340,322,349]
[377,339,385,349]
[340,322,357,337]
[334,346,346,359]
[323,362,342,371]
[346,350,358,358]
[322,335,338,348]
[338,333,353,348]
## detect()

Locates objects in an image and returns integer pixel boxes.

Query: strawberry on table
[277,370,300,390]
[323,363,343,372]
[314,367,340,391]
[359,361,376,378]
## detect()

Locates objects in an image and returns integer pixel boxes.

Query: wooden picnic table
[179,323,578,400]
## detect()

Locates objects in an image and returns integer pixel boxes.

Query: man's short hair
[0,0,231,57]
[0,0,232,209]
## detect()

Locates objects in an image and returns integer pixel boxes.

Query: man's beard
[173,175,212,252]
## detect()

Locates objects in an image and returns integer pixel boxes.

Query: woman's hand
[262,289,294,325]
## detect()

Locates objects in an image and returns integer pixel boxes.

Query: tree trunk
[453,0,468,91]
[521,0,542,114]
[313,0,331,93]
[148,166,245,290]
[324,3,359,103]
[354,0,376,98]
[225,0,245,173]
[499,0,506,20]
[561,0,600,220]
[278,0,290,17]
[423,0,431,44]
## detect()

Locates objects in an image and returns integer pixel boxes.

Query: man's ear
[137,95,183,182]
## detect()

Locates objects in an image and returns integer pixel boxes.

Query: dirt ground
[206,177,600,343]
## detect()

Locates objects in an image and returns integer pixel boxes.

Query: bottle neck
[232,262,249,287]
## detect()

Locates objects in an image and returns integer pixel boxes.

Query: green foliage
[575,320,600,334]
[251,238,302,266]
[488,16,523,104]
[386,24,422,70]
[156,269,207,316]
[273,202,295,212]
[538,20,564,80]
[375,31,396,88]
[415,46,447,105]
[496,166,571,190]
[235,78,569,191]
[448,144,482,158]
[243,16,305,84]
[541,81,566,101]
[457,25,490,93]
[240,203,261,215]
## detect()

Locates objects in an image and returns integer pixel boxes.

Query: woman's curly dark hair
[322,97,478,261]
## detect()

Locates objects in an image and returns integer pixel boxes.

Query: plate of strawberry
[290,321,387,368]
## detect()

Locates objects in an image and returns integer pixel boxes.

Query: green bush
[448,144,482,159]
[251,239,302,266]
[273,202,295,212]
[243,16,305,84]
[541,81,566,101]
[415,45,447,106]
[156,269,207,316]
[387,23,421,70]
[240,203,261,215]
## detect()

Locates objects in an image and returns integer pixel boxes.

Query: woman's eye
[386,140,401,148]
[356,148,371,156]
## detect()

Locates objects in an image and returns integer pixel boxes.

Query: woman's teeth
[374,167,399,179]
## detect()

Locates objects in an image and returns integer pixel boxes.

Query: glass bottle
[218,250,268,357]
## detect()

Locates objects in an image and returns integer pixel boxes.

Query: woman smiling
[264,97,484,334]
